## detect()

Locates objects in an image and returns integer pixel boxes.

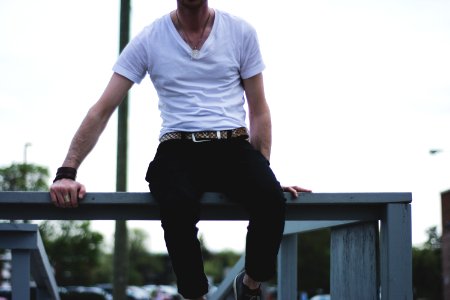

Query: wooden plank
[0,191,412,204]
[11,249,31,300]
[0,224,61,300]
[0,223,38,249]
[31,232,61,300]
[380,203,413,299]
[331,222,378,300]
[284,220,359,235]
[0,192,412,221]
[278,234,298,300]
[0,193,414,300]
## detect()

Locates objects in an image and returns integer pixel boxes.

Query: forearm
[243,73,272,161]
[60,73,132,170]
[62,106,112,169]
[249,109,272,161]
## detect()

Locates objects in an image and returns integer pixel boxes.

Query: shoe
[233,271,262,300]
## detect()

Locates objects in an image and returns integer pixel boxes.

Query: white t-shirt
[113,9,265,138]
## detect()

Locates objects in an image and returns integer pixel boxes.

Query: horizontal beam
[0,223,61,300]
[0,192,412,221]
[283,220,360,235]
[0,223,39,249]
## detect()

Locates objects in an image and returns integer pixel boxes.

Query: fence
[0,191,413,299]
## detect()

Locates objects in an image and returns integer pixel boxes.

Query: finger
[69,189,78,208]
[52,184,67,207]
[52,193,61,207]
[49,189,58,206]
[292,185,312,193]
[62,193,71,208]
[55,192,65,207]
[78,184,87,199]
[281,186,298,198]
[287,187,299,198]
[53,188,64,207]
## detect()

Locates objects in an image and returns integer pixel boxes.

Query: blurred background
[1,0,449,299]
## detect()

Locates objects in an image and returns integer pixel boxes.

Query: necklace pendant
[191,49,200,59]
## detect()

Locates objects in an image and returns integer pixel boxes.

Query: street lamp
[23,143,31,164]
[430,149,444,155]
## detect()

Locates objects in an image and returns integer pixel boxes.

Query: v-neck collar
[167,8,218,59]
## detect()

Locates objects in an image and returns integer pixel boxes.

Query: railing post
[380,203,413,299]
[277,233,298,300]
[331,222,378,299]
[11,249,31,300]
[0,223,61,300]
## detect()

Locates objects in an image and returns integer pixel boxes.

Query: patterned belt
[160,127,249,143]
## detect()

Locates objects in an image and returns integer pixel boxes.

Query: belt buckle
[192,133,211,143]
[191,131,222,143]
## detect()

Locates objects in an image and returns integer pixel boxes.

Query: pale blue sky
[1,0,450,252]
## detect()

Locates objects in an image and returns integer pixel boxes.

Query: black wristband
[53,167,77,182]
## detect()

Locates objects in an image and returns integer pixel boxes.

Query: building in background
[0,250,11,287]
[441,190,450,300]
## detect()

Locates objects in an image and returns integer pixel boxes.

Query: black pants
[146,138,286,299]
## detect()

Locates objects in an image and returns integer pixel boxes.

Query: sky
[1,0,450,253]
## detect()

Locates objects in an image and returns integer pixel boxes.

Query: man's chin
[179,0,207,10]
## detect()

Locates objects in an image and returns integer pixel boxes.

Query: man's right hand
[50,179,86,208]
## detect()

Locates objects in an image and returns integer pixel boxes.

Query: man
[50,1,310,299]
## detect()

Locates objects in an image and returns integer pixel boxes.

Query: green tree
[126,229,242,286]
[204,249,240,284]
[128,228,154,285]
[298,229,331,296]
[0,163,49,191]
[412,226,442,300]
[127,228,175,285]
[39,220,108,286]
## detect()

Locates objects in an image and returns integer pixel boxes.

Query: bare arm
[243,73,311,197]
[243,73,272,161]
[63,73,133,168]
[50,73,134,207]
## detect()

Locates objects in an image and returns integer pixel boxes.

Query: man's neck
[176,3,210,31]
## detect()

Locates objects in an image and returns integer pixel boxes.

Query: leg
[225,140,285,300]
[222,140,286,282]
[146,141,209,299]
[240,187,286,282]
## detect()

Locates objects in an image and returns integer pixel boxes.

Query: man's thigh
[215,140,284,203]
[145,141,202,206]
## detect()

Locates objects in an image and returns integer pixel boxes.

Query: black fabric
[145,139,286,298]
[53,167,77,182]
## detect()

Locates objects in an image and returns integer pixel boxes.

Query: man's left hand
[282,185,312,198]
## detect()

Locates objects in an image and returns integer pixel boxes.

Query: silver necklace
[176,9,211,59]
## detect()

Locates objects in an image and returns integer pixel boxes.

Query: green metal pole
[114,0,130,299]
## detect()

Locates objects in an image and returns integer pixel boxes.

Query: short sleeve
[239,23,265,79]
[112,29,149,84]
